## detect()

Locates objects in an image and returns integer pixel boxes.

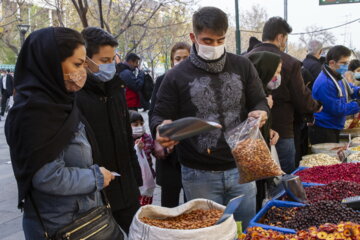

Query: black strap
[29,193,51,240]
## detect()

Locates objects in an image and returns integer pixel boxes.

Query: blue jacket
[312,70,360,130]
[22,122,104,239]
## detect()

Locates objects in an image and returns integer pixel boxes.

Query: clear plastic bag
[225,117,284,184]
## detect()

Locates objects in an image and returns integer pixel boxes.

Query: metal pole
[235,0,241,54]
[284,0,288,21]
[20,31,25,47]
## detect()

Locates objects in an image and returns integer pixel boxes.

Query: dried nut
[300,153,340,167]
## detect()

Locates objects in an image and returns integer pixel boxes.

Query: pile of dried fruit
[295,163,360,184]
[283,181,360,203]
[262,201,360,230]
[241,222,360,240]
[299,153,340,167]
[231,138,284,183]
[140,209,223,229]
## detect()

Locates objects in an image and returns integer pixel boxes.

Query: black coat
[303,54,322,80]
[76,74,142,212]
[149,74,182,188]
[1,74,14,96]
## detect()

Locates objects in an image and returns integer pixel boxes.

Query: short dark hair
[170,42,191,62]
[326,45,351,64]
[126,53,140,62]
[192,7,228,35]
[262,17,292,41]
[129,110,144,123]
[81,27,118,58]
[6,69,10,73]
[54,27,85,62]
[349,59,360,72]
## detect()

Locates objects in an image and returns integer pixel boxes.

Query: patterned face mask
[64,69,87,88]
[267,75,282,90]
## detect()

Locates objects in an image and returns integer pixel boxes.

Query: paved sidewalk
[0,111,170,239]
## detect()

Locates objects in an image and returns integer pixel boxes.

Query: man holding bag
[150,7,269,228]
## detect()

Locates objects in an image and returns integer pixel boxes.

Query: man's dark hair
[81,27,118,58]
[6,69,10,73]
[262,17,292,41]
[192,7,228,35]
[126,53,140,62]
[54,27,85,62]
[326,45,351,64]
[349,59,360,72]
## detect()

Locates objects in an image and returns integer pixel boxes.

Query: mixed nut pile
[241,222,360,240]
[299,154,340,167]
[231,138,283,183]
[262,201,360,230]
[140,209,223,229]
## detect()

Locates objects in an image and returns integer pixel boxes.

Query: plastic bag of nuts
[225,117,284,183]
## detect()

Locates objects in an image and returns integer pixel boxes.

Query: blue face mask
[93,62,116,82]
[354,72,360,80]
[336,64,348,76]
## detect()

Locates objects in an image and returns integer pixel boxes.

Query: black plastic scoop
[158,117,222,141]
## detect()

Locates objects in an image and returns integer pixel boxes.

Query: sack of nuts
[225,117,284,183]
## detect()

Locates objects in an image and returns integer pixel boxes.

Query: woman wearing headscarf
[5,27,116,239]
[248,51,282,211]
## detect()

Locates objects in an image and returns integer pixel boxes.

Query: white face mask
[267,75,282,90]
[195,38,225,60]
[132,126,145,138]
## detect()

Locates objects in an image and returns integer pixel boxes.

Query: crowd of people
[2,5,360,240]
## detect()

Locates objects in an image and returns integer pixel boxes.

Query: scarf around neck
[189,45,227,74]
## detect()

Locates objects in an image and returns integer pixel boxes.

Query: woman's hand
[135,138,144,150]
[100,167,115,188]
[266,95,274,109]
[270,129,279,146]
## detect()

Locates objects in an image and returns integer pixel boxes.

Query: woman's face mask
[267,75,282,90]
[64,69,87,91]
[132,125,145,138]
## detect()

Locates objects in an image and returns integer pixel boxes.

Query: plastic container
[248,200,305,234]
[291,166,308,175]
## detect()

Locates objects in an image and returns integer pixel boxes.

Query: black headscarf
[248,51,281,146]
[5,27,81,208]
[248,51,281,95]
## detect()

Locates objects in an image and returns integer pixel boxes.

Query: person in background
[149,42,191,208]
[118,53,144,111]
[76,27,142,234]
[151,7,269,228]
[303,40,323,81]
[248,51,281,211]
[1,69,14,118]
[6,27,118,239]
[345,59,360,85]
[310,46,360,145]
[247,17,321,174]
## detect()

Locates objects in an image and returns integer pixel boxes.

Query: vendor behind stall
[309,45,360,145]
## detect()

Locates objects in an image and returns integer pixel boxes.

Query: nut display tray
[273,183,325,202]
[248,200,305,234]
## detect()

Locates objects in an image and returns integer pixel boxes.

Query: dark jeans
[294,121,309,167]
[275,138,296,174]
[308,125,340,145]
[1,91,9,116]
[161,185,186,208]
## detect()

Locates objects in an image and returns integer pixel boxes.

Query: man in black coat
[1,69,14,117]
[303,40,323,81]
[76,27,142,234]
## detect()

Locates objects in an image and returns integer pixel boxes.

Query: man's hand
[266,95,274,109]
[248,110,268,128]
[154,141,166,159]
[270,129,279,146]
[156,120,179,148]
[317,106,323,113]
